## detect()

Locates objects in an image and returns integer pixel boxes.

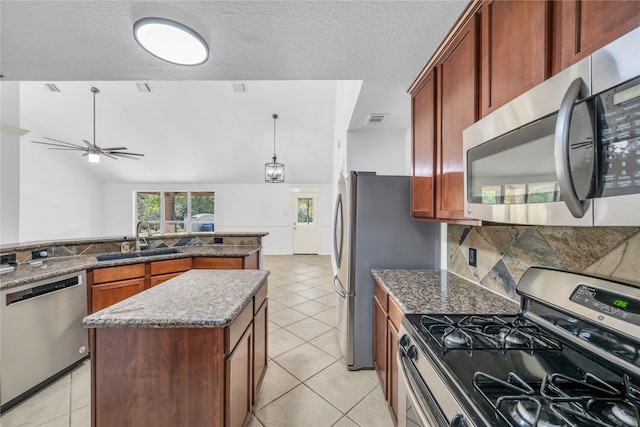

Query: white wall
[346,129,411,175]
[0,82,21,245]
[18,118,105,243]
[102,182,334,255]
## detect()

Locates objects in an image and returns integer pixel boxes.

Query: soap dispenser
[121,237,130,253]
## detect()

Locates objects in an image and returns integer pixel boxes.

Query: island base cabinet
[253,299,268,401]
[92,327,225,427]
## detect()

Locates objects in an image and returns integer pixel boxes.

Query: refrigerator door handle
[333,193,344,268]
[333,274,350,298]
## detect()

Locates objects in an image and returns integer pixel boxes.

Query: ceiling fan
[31,87,144,163]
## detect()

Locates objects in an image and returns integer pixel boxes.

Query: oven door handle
[554,77,590,219]
[397,346,448,427]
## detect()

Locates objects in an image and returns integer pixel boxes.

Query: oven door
[397,345,445,427]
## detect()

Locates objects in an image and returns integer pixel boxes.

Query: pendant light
[265,114,285,183]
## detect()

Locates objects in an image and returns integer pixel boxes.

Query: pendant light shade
[265,114,285,183]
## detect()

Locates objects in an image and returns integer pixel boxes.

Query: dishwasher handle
[6,275,82,305]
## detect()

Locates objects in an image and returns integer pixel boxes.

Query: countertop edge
[372,268,520,315]
[82,269,270,329]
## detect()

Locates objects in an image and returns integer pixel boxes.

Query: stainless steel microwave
[463,28,640,226]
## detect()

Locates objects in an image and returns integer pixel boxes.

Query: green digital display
[613,83,640,105]
[613,299,629,309]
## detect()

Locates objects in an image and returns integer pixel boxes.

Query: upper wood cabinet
[437,14,479,220]
[410,14,480,224]
[553,0,640,73]
[480,0,550,116]
[411,70,437,219]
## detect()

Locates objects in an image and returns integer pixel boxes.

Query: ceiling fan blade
[82,139,96,149]
[48,147,88,151]
[107,151,145,157]
[31,140,86,150]
[42,136,85,148]
[100,147,128,151]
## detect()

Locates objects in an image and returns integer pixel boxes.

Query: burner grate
[418,314,562,352]
[473,371,640,427]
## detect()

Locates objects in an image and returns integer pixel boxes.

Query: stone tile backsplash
[447,225,640,302]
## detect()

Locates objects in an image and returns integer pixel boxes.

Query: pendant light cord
[272,113,278,160]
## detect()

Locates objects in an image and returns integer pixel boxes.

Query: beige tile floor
[0,255,393,427]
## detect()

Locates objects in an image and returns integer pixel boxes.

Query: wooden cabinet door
[226,325,252,427]
[480,0,549,116]
[437,15,478,220]
[253,299,268,403]
[556,1,640,71]
[91,278,145,313]
[388,320,399,427]
[411,69,437,219]
[373,296,388,398]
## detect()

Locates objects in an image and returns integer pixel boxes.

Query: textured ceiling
[1,1,467,183]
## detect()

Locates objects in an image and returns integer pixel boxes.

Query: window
[135,191,215,234]
[297,198,314,224]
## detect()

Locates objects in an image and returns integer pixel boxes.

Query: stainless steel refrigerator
[332,171,439,370]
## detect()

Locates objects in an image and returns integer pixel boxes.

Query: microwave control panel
[597,76,640,197]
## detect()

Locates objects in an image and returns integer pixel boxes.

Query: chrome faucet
[135,220,150,252]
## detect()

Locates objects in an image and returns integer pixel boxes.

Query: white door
[292,193,320,254]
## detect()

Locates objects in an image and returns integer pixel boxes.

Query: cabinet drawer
[254,281,268,314]
[374,280,388,312]
[92,264,145,284]
[388,297,403,331]
[150,258,191,276]
[193,257,243,269]
[226,300,253,354]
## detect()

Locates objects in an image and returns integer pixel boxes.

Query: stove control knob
[399,334,410,348]
[450,414,465,427]
[406,345,418,360]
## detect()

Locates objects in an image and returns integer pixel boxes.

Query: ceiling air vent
[44,83,61,93]
[366,114,388,125]
[233,82,248,93]
[136,82,153,93]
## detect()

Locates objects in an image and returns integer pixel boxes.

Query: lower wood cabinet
[89,252,261,313]
[226,324,253,427]
[373,279,402,427]
[90,264,146,313]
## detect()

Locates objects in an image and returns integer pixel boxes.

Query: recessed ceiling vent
[233,82,248,93]
[44,83,61,93]
[366,114,388,125]
[136,82,153,93]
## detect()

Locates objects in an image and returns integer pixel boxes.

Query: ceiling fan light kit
[30,87,145,163]
[133,17,209,66]
[265,114,285,183]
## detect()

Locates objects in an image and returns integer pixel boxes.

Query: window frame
[134,190,215,234]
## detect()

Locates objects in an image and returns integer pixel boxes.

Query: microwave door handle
[554,77,590,218]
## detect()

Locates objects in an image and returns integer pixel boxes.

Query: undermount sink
[96,248,180,262]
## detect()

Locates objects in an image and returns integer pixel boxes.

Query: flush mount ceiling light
[133,17,209,66]
[265,114,285,183]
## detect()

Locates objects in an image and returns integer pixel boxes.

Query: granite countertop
[0,245,261,290]
[372,269,520,315]
[83,269,269,329]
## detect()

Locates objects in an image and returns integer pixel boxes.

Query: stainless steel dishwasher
[1,271,88,412]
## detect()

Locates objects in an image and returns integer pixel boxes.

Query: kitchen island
[83,269,269,427]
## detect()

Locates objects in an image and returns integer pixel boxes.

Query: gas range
[397,268,640,427]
